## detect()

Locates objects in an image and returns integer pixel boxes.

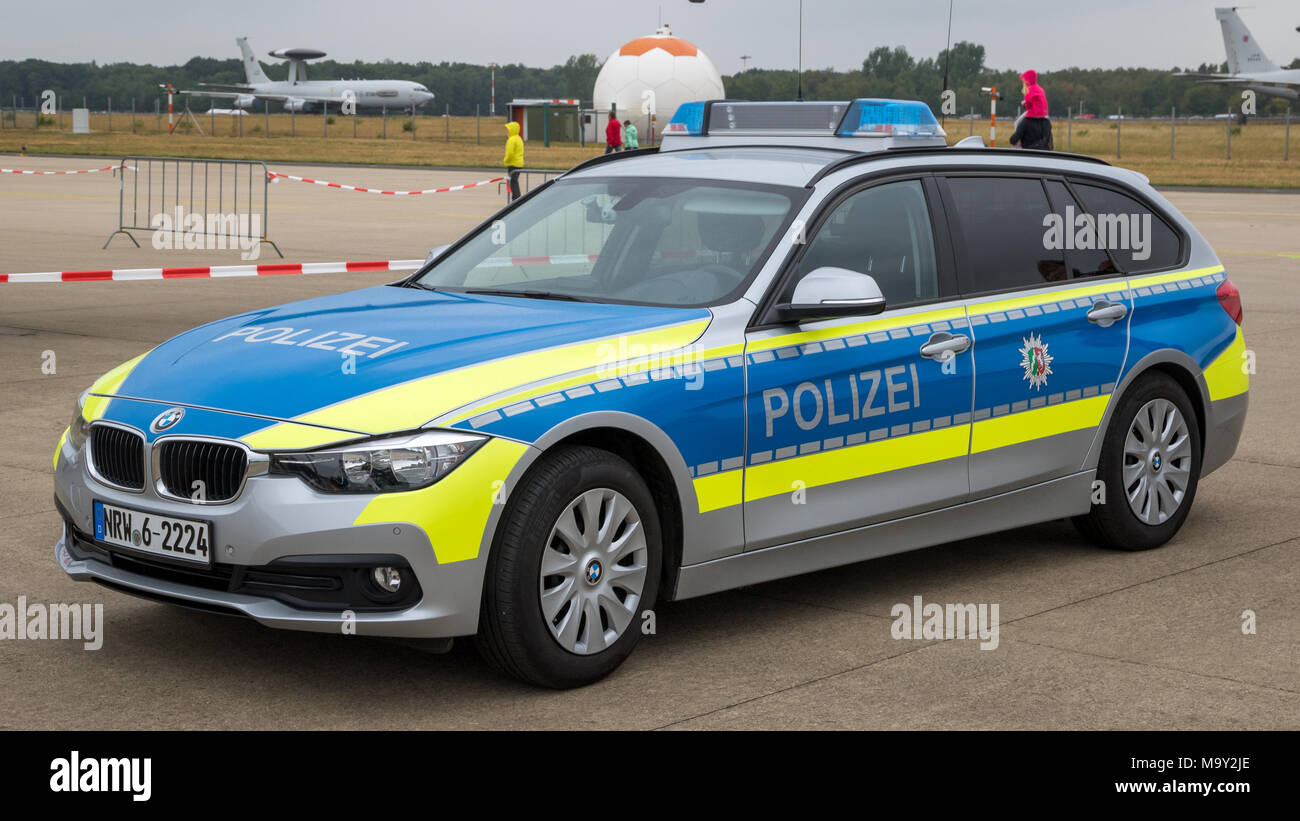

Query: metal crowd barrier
[500,169,565,201]
[104,156,282,257]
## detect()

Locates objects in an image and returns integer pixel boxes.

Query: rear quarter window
[1068,181,1183,273]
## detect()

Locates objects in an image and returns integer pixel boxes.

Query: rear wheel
[1073,372,1201,550]
[476,445,661,688]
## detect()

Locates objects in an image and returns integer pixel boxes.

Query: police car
[54,99,1248,688]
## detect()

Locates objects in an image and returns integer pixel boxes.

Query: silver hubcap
[1123,398,1193,525]
[539,487,648,655]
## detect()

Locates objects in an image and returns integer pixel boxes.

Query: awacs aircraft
[182,37,435,113]
[1176,7,1300,115]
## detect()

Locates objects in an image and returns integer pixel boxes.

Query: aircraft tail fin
[1216,7,1278,74]
[237,37,271,85]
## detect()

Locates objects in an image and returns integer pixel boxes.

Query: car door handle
[1087,300,1128,327]
[919,332,971,361]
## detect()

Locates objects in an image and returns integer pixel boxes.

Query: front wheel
[477,445,661,688]
[1073,372,1202,550]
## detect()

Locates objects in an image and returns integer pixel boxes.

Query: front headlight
[67,393,90,450]
[269,429,486,494]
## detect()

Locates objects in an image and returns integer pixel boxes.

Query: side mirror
[424,244,450,266]
[774,267,886,322]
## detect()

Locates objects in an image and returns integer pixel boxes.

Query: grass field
[0,111,605,171]
[946,116,1300,188]
[3,111,1299,188]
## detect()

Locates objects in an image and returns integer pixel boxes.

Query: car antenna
[941,0,954,127]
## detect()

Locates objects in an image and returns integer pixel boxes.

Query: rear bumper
[1203,391,1248,476]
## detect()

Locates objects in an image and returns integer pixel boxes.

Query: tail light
[1216,278,1243,325]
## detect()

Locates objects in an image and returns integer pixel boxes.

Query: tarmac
[0,156,1295,728]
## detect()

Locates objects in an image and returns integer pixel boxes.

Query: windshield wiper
[464,288,592,302]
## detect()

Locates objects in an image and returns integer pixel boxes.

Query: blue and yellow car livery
[53,99,1248,686]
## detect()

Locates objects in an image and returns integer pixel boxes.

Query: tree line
[0,42,1294,118]
[731,43,1300,118]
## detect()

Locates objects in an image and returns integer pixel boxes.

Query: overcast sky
[9,0,1299,73]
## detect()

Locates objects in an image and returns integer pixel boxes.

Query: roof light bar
[835,99,945,138]
[664,101,707,135]
[664,98,945,140]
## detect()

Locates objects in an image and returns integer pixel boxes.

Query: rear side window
[1044,180,1121,279]
[1069,182,1182,273]
[945,176,1068,293]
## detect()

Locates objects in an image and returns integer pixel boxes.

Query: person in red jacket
[604,117,623,154]
[1010,69,1053,150]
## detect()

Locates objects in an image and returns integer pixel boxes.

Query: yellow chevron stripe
[747,305,967,354]
[241,319,709,449]
[745,267,1224,358]
[241,423,369,452]
[970,394,1110,454]
[352,438,532,564]
[1203,326,1249,401]
[743,424,971,504]
[1128,265,1223,290]
[83,351,150,422]
[54,428,68,470]
[708,395,1114,511]
[694,469,743,514]
[967,281,1117,316]
[443,341,744,426]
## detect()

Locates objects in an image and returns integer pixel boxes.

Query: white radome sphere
[592,26,725,138]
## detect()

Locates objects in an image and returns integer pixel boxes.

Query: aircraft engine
[233,94,256,109]
[284,97,309,113]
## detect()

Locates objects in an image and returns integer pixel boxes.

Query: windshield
[413,176,801,307]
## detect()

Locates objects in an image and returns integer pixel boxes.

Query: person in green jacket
[502,121,524,200]
[622,119,639,151]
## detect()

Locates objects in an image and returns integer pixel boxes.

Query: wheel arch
[1083,349,1210,471]
[513,411,715,601]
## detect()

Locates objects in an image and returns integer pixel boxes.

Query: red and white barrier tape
[0,259,423,284]
[2,251,707,283]
[1,165,135,175]
[267,172,504,195]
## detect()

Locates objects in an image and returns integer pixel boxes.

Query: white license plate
[93,500,212,566]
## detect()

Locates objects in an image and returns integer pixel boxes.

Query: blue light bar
[665,101,706,135]
[836,99,944,138]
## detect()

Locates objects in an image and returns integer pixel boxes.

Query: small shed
[506,98,582,145]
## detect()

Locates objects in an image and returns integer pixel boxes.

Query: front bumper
[53,432,503,639]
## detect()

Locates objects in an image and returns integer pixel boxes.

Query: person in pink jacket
[1010,69,1053,150]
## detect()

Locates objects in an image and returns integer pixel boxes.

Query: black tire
[476,445,662,688]
[1073,371,1202,550]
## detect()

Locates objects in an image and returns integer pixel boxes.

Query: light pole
[797,0,804,100]
[490,63,497,117]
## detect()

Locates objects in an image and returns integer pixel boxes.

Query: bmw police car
[54,99,1248,687]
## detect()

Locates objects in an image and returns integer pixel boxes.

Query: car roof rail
[808,144,1111,186]
[560,142,863,181]
[561,146,661,178]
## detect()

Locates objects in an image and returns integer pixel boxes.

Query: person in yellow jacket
[502,121,524,201]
